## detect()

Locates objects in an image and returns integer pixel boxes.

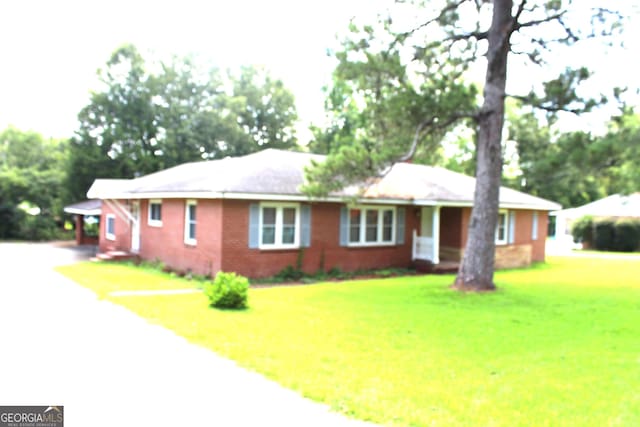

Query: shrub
[327,267,346,279]
[571,215,593,245]
[205,272,249,309]
[613,219,640,252]
[275,265,304,281]
[593,219,616,251]
[18,214,61,241]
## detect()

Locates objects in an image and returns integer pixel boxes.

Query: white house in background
[551,193,640,245]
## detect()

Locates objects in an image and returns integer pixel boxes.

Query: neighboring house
[551,193,640,245]
[87,149,560,278]
[63,199,102,245]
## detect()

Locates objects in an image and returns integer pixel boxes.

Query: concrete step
[91,250,137,262]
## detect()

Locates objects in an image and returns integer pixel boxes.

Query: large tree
[307,1,621,291]
[507,104,640,208]
[68,45,299,202]
[0,127,68,239]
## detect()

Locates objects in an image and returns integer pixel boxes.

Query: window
[495,211,508,245]
[184,200,197,245]
[148,200,162,227]
[348,206,395,245]
[260,203,299,249]
[105,214,115,241]
[532,212,539,241]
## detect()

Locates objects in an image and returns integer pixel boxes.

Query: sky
[0,0,638,143]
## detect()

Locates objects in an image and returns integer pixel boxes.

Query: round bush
[593,219,616,251]
[613,219,640,252]
[571,215,593,245]
[205,272,249,309]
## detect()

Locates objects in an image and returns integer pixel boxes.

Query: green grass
[570,249,640,257]
[56,261,199,298]
[56,257,640,426]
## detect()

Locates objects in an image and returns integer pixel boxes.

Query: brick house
[87,149,560,278]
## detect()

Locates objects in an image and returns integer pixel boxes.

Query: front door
[131,201,140,253]
[421,207,434,237]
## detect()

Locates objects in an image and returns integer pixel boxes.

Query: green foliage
[305,13,480,195]
[573,216,640,252]
[306,2,622,201]
[613,219,640,252]
[520,67,604,116]
[593,219,616,251]
[571,216,593,245]
[18,214,62,241]
[205,272,249,309]
[275,265,304,282]
[0,126,68,240]
[0,203,25,239]
[68,45,299,202]
[507,105,640,209]
[587,218,640,252]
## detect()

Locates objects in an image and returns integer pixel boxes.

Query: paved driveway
[0,242,375,426]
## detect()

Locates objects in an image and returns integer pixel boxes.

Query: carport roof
[64,199,102,215]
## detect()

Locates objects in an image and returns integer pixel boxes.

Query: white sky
[0,0,638,142]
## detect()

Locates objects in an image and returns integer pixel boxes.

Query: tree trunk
[453,0,513,291]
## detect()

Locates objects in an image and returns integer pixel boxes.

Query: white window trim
[184,200,197,246]
[532,212,539,241]
[495,210,508,245]
[105,214,116,241]
[148,199,163,227]
[348,205,396,247]
[259,202,300,250]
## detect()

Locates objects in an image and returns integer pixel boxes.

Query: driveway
[0,242,375,426]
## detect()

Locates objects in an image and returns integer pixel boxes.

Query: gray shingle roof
[87,148,561,210]
[116,149,323,195]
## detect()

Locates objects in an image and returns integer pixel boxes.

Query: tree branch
[514,11,565,31]
[397,0,471,42]
[398,110,480,162]
[444,30,490,43]
[507,94,585,115]
[513,0,528,24]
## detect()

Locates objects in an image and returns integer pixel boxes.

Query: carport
[64,200,102,245]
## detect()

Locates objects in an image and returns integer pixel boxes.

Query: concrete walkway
[0,242,376,427]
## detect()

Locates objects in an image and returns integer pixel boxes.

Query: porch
[411,205,460,273]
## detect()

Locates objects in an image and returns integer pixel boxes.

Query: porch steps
[432,261,460,274]
[414,259,460,274]
[91,250,138,262]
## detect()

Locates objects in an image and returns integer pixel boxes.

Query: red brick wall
[137,199,223,276]
[437,207,549,265]
[219,200,418,278]
[97,198,550,276]
[99,200,131,253]
[499,209,549,265]
[509,209,548,262]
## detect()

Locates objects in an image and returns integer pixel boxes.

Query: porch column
[75,215,84,245]
[432,206,440,264]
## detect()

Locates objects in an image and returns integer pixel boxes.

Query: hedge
[571,216,640,252]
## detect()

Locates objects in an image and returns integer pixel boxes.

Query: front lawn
[56,257,640,426]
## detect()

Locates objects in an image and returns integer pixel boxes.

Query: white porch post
[432,206,440,264]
